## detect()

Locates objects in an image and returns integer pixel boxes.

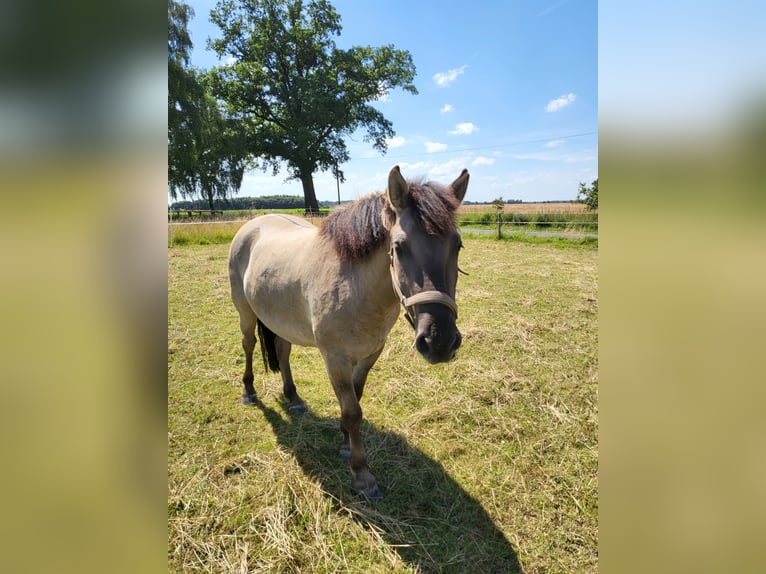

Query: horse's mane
[319,179,459,261]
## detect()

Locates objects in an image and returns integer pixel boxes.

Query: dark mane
[319,180,459,261]
[319,193,392,260]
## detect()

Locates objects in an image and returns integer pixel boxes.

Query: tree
[577,178,598,211]
[168,0,198,192]
[168,0,248,210]
[208,0,418,212]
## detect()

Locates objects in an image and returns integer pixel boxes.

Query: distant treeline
[169,195,337,211]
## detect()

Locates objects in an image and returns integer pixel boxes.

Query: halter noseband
[389,247,458,330]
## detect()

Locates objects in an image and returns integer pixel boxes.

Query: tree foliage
[208,0,418,211]
[168,0,248,210]
[578,178,598,211]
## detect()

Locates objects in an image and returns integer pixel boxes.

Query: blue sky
[182,0,597,203]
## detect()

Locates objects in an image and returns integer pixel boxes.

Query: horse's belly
[245,272,315,347]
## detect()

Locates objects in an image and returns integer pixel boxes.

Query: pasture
[168,237,598,573]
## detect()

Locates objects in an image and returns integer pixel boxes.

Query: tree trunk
[299,171,320,213]
[203,189,215,212]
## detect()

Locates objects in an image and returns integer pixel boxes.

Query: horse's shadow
[253,398,524,574]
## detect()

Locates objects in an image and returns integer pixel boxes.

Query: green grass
[168,238,598,573]
[168,221,247,246]
[461,230,598,248]
[458,211,599,232]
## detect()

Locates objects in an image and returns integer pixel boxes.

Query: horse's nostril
[415,334,430,356]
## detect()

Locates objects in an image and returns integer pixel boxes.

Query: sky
[181,0,597,204]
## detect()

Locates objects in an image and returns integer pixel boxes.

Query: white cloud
[546,139,565,148]
[433,65,467,87]
[428,158,468,177]
[385,136,405,148]
[449,122,478,135]
[546,93,576,112]
[472,156,495,166]
[425,141,448,153]
[440,103,454,114]
[398,161,430,172]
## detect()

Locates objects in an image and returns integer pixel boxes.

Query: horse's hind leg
[239,312,259,405]
[274,336,306,414]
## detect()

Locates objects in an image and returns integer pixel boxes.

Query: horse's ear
[386,165,409,212]
[450,169,469,203]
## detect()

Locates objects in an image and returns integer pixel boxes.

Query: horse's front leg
[338,347,383,464]
[321,351,382,501]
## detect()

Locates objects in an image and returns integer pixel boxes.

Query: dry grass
[459,202,591,215]
[168,238,598,573]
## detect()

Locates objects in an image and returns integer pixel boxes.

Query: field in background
[459,202,591,215]
[168,238,598,573]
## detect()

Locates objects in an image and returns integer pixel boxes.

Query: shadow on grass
[252,398,524,574]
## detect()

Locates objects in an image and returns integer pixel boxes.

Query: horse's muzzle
[415,324,462,364]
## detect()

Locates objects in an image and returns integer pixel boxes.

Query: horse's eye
[393,240,406,255]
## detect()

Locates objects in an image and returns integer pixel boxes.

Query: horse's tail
[256,319,281,373]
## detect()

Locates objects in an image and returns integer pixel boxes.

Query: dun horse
[228,165,469,499]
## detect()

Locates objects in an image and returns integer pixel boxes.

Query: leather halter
[389,247,458,330]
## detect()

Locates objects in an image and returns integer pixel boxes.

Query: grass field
[168,238,598,573]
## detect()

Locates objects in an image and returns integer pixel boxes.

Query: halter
[389,247,458,330]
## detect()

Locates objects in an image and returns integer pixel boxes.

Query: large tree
[208,0,417,212]
[168,0,197,191]
[168,0,248,210]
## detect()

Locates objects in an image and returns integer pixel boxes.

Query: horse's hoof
[241,394,257,405]
[339,445,351,464]
[361,485,384,502]
[287,402,307,415]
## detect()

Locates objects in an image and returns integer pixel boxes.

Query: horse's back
[229,214,322,347]
[230,214,317,270]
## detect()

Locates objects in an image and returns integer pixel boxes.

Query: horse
[228,165,469,499]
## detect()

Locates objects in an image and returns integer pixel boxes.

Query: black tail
[256,319,281,373]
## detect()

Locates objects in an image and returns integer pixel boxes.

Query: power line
[353,130,598,160]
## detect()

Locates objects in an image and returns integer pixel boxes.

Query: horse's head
[385,165,469,364]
